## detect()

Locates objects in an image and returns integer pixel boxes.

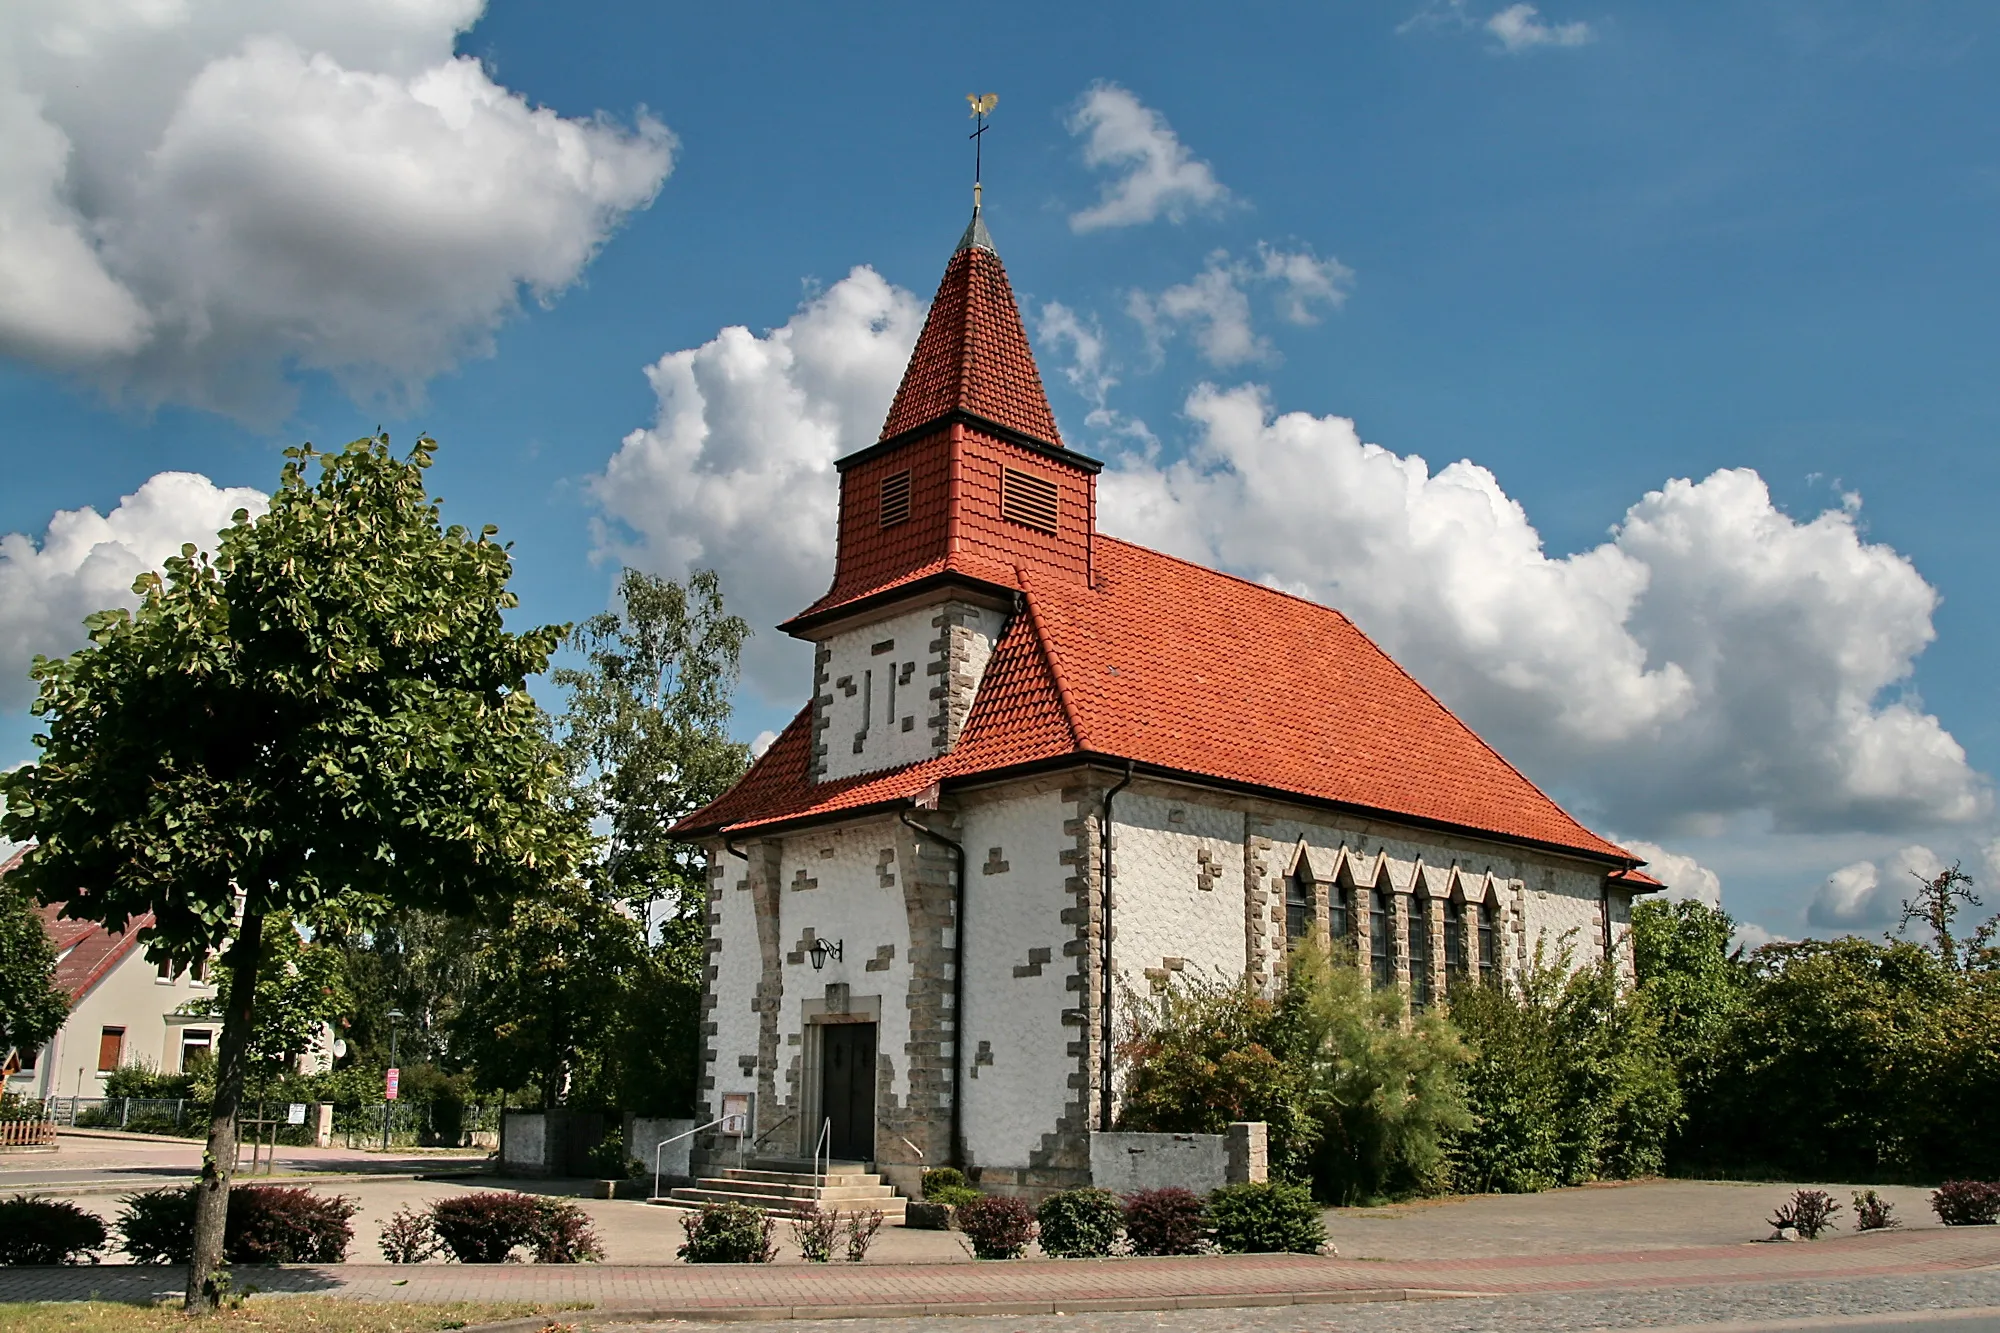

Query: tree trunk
[185,911,265,1312]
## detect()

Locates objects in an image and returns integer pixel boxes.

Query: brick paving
[2,1225,1995,1317]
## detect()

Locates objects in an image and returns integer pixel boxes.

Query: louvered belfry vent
[879,470,912,528]
[1001,466,1059,534]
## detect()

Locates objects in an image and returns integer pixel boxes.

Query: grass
[0,1299,590,1333]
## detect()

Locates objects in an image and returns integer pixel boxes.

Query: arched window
[1445,897,1469,994]
[1409,896,1434,1012]
[1328,876,1352,946]
[1284,867,1315,947]
[1369,886,1394,990]
[1477,900,1498,979]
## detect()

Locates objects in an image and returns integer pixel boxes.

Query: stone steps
[652,1164,907,1219]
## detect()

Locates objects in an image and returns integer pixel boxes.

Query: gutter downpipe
[1098,760,1135,1133]
[900,808,967,1169]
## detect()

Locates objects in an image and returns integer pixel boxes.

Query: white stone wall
[957,787,1073,1171]
[1109,792,1246,1003]
[8,943,219,1100]
[817,606,940,780]
[707,849,764,1130]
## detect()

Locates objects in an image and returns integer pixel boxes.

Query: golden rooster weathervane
[967,93,998,211]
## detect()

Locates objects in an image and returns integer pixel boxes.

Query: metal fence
[41,1096,501,1149]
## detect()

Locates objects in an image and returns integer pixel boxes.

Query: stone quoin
[672,195,1664,1201]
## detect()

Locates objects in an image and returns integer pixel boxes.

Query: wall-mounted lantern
[808,937,844,971]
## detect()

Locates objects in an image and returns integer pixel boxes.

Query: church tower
[780,207,1103,782]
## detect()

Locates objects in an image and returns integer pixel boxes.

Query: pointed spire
[878,214,1061,446]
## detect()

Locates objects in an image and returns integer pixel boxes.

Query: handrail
[813,1116,832,1199]
[894,1134,925,1161]
[653,1115,730,1201]
[749,1111,797,1150]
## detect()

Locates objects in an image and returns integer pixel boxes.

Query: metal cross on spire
[967,93,998,213]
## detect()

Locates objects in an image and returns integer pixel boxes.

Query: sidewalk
[3,1225,1994,1319]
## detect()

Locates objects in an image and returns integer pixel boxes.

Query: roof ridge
[1016,576,1085,753]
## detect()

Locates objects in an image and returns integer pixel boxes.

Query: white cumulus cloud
[591,267,925,699]
[1129,245,1351,369]
[1614,839,1722,908]
[0,473,269,711]
[1807,845,1946,930]
[1486,4,1593,52]
[1098,384,1987,837]
[0,0,673,421]
[1067,83,1230,233]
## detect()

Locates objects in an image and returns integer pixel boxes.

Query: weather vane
[967,93,998,211]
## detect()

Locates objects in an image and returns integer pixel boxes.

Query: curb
[459,1286,1467,1331]
[7,1169,495,1198]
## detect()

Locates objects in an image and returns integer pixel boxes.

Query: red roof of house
[3,846,151,1001]
[679,212,1642,872]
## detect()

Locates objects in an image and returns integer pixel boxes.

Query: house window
[180,1030,213,1073]
[1477,900,1497,978]
[1445,898,1469,992]
[97,1027,126,1072]
[1328,880,1352,945]
[16,1045,37,1072]
[1284,869,1315,946]
[879,470,911,527]
[1369,888,1394,990]
[1001,467,1059,534]
[190,954,208,985]
[1410,897,1434,1012]
[157,958,175,982]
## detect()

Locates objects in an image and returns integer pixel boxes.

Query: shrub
[1123,1187,1208,1256]
[1035,1187,1123,1259]
[380,1205,444,1263]
[103,1063,196,1100]
[1769,1189,1840,1239]
[1207,1181,1325,1254]
[920,1167,966,1198]
[586,1128,640,1180]
[1933,1181,2000,1226]
[788,1204,840,1262]
[0,1196,108,1265]
[1852,1190,1899,1231]
[957,1194,1036,1259]
[926,1184,979,1209]
[117,1187,196,1264]
[529,1198,603,1264]
[226,1186,355,1262]
[845,1210,883,1262]
[678,1201,775,1263]
[430,1192,545,1263]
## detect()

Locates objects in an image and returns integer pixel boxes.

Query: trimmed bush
[530,1198,603,1264]
[1123,1187,1208,1256]
[678,1201,775,1263]
[1207,1181,1325,1254]
[431,1192,545,1263]
[920,1167,967,1198]
[1933,1181,2000,1226]
[117,1187,196,1264]
[0,1196,108,1265]
[924,1183,978,1209]
[1768,1189,1840,1240]
[225,1186,355,1262]
[957,1194,1036,1260]
[1035,1187,1123,1259]
[381,1205,444,1263]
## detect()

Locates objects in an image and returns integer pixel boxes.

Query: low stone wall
[1088,1122,1266,1197]
[629,1115,697,1186]
[499,1110,549,1176]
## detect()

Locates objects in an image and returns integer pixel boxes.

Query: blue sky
[3,0,1997,942]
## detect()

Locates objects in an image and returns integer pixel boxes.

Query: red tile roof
[4,846,153,1001]
[879,234,1063,447]
[678,212,1643,875]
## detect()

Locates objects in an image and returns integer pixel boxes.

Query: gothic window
[1410,896,1434,1012]
[1001,467,1059,533]
[1284,868,1315,947]
[1369,888,1394,990]
[1328,879,1352,945]
[879,470,911,527]
[1445,898,1469,993]
[1477,900,1497,979]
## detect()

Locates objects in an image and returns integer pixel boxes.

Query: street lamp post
[381,1010,404,1153]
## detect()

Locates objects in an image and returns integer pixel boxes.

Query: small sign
[720,1092,750,1136]
[287,1103,307,1126]
[384,1067,400,1101]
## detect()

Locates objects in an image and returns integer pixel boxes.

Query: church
[674,200,1663,1201]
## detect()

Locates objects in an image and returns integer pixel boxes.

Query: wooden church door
[820,1023,877,1162]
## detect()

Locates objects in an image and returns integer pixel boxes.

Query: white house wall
[812,602,1007,782]
[9,951,216,1100]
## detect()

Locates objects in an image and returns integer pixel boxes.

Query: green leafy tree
[0,435,581,1310]
[181,917,350,1089]
[1631,898,1745,1165]
[0,866,68,1066]
[1901,862,1991,973]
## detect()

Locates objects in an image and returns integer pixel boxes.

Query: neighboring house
[673,201,1666,1198]
[2,849,220,1099]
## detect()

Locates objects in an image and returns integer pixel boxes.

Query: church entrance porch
[819,1021,877,1162]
